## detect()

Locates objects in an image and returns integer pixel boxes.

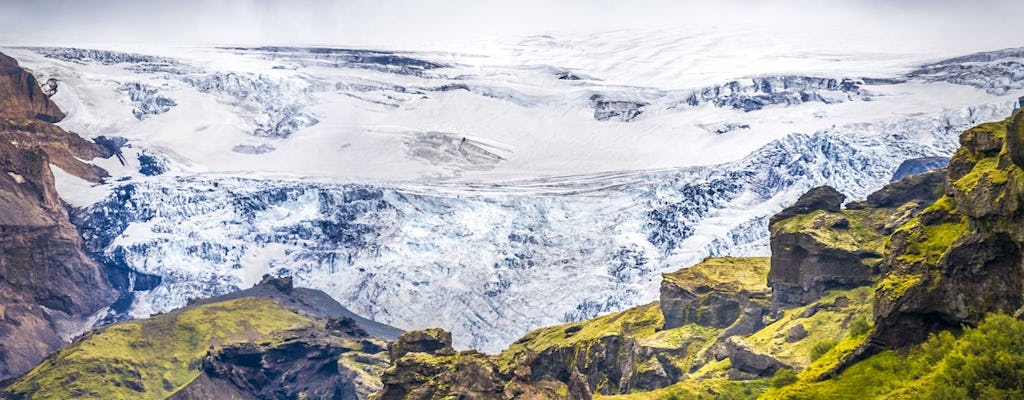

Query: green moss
[593,378,768,400]
[662,257,771,294]
[498,257,767,376]
[795,332,871,383]
[745,287,874,368]
[895,215,967,266]
[877,272,923,301]
[504,302,664,355]
[808,340,838,362]
[923,195,955,214]
[7,297,312,399]
[955,157,1008,194]
[761,314,1024,400]
[773,209,888,254]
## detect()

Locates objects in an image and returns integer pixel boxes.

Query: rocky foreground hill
[2,50,1024,398]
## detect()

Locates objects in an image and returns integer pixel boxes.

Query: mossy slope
[5,297,313,399]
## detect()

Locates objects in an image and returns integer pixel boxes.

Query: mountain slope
[3,276,400,400]
[0,52,115,381]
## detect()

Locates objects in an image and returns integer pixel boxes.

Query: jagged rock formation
[173,321,389,400]
[0,52,115,381]
[3,277,400,399]
[373,257,781,399]
[0,53,64,123]
[872,111,1024,349]
[767,172,944,308]
[660,257,771,337]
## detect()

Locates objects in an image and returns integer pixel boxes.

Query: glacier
[5,36,1024,352]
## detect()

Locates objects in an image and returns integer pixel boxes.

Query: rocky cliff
[767,171,944,307]
[0,52,114,381]
[871,111,1024,349]
[0,53,63,123]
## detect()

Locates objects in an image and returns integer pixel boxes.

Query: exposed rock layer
[0,51,114,381]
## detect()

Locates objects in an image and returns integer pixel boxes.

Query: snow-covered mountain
[5,33,1023,352]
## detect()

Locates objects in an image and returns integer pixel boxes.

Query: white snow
[7,30,1024,353]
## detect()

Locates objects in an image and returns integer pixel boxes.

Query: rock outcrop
[374,258,776,399]
[768,189,883,308]
[768,186,845,226]
[0,53,64,123]
[375,330,503,400]
[173,324,389,400]
[0,51,115,381]
[660,257,771,337]
[5,277,399,399]
[767,174,943,308]
[872,111,1024,349]
[724,337,788,377]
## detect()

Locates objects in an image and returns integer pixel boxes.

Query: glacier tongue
[71,102,1013,352]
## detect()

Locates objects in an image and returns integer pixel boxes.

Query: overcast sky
[0,0,1022,52]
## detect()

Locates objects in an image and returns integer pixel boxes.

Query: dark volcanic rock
[866,169,946,208]
[724,337,788,377]
[767,224,878,308]
[769,186,845,226]
[173,326,390,400]
[786,324,807,342]
[389,328,456,362]
[766,172,945,308]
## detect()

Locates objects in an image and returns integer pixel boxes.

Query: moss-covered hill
[374,110,1024,400]
[2,277,396,400]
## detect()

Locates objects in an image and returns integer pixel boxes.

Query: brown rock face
[0,53,64,123]
[0,52,115,380]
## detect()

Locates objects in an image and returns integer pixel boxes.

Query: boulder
[769,186,845,226]
[786,324,807,343]
[724,338,788,377]
[389,329,456,362]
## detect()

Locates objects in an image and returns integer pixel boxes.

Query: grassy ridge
[6,297,313,399]
[763,314,1024,399]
